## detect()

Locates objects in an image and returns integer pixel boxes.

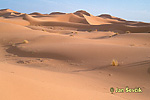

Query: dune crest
[29,12,45,16]
[49,12,66,15]
[73,10,92,17]
[98,14,126,21]
[0,9,19,13]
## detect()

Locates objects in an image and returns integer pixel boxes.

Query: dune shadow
[72,60,150,73]
[90,36,110,39]
[72,65,110,72]
[90,34,118,39]
[122,60,150,74]
[123,60,150,68]
[5,45,71,60]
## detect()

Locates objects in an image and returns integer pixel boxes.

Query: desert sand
[0,9,150,100]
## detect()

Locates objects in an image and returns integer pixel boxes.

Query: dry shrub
[111,59,119,66]
[23,40,29,44]
[42,29,46,32]
[75,32,78,34]
[109,35,112,37]
[126,31,131,34]
[70,34,74,37]
[115,32,119,35]
[88,29,92,32]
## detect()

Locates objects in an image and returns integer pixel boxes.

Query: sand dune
[37,13,89,24]
[50,12,66,15]
[0,17,29,26]
[98,14,126,21]
[22,12,150,33]
[0,9,23,17]
[0,9,19,13]
[1,9,149,33]
[23,14,90,29]
[83,14,113,25]
[74,10,92,17]
[29,12,45,16]
[0,9,150,100]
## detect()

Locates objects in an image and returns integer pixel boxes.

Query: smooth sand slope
[0,9,150,100]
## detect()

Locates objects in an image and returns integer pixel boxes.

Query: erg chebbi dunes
[0,8,150,100]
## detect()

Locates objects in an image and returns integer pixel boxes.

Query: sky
[0,0,150,22]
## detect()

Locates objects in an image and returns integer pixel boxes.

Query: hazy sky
[0,0,150,22]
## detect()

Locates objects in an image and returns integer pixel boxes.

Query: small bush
[126,31,131,34]
[75,32,78,34]
[111,59,119,66]
[70,34,74,37]
[42,29,46,32]
[88,29,92,32]
[109,35,112,37]
[50,27,53,29]
[115,32,119,35]
[95,29,98,32]
[23,40,29,44]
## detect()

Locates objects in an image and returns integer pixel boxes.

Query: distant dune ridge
[49,12,66,15]
[0,8,150,100]
[0,8,150,33]
[0,9,23,17]
[73,10,92,17]
[98,14,126,21]
[29,12,45,16]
